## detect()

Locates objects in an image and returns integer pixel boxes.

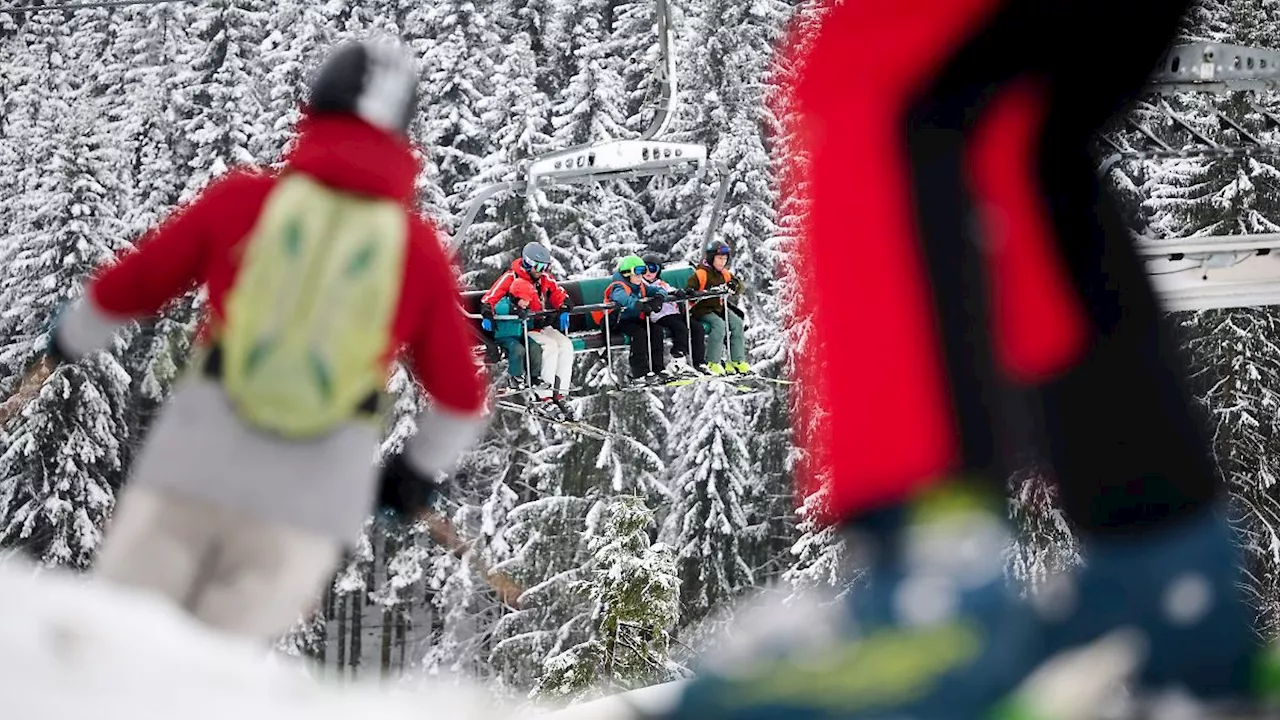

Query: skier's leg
[93,487,218,613]
[661,314,688,359]
[702,314,726,366]
[727,311,746,366]
[526,330,556,397]
[646,321,665,374]
[497,338,524,380]
[619,318,648,378]
[187,513,340,641]
[999,77,1254,710]
[689,314,706,366]
[544,328,575,392]
[669,3,1041,716]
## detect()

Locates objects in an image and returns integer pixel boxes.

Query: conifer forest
[3,0,1280,703]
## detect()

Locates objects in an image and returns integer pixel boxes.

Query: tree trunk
[0,356,55,428]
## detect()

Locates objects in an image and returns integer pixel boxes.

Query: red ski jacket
[83,111,485,416]
[480,259,569,312]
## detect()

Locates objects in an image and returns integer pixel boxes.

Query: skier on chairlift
[687,240,748,376]
[607,254,670,384]
[641,252,705,376]
[480,242,577,419]
[43,39,490,641]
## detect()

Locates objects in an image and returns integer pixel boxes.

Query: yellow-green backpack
[219,172,408,438]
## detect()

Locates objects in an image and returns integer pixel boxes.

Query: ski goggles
[643,263,661,274]
[523,259,549,273]
[709,243,730,256]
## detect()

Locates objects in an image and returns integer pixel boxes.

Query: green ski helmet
[617,254,646,275]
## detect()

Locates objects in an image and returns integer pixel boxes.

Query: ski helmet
[307,39,418,135]
[521,242,552,274]
[617,255,646,276]
[641,253,663,278]
[704,239,731,266]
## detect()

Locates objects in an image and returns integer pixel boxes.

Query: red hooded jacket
[84,112,485,416]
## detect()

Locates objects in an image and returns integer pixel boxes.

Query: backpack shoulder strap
[695,268,708,291]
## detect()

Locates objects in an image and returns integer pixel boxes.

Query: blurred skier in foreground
[665,1,1271,718]
[47,39,488,640]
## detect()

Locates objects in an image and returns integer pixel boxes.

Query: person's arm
[399,224,489,479]
[548,280,569,309]
[480,272,515,311]
[52,171,264,362]
[608,284,638,312]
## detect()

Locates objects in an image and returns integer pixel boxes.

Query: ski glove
[558,312,570,333]
[43,305,73,367]
[377,452,443,522]
[645,297,665,313]
[479,304,494,333]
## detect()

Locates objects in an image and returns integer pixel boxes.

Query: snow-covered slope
[0,558,542,720]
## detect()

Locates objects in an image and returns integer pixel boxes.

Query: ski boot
[552,393,577,422]
[668,355,694,376]
[663,478,1047,720]
[1023,507,1257,715]
[705,362,727,377]
[729,361,751,375]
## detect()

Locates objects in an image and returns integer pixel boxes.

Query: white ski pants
[93,487,341,641]
[528,328,575,393]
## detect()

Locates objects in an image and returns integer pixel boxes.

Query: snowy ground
[0,558,686,720]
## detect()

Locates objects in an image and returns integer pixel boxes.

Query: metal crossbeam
[525,139,706,192]
[1135,234,1280,311]
[1148,43,1280,93]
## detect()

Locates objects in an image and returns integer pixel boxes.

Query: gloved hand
[513,305,530,320]
[645,297,664,313]
[558,312,570,333]
[480,304,494,333]
[669,288,687,301]
[43,304,73,366]
[729,277,745,294]
[559,296,575,312]
[377,452,443,522]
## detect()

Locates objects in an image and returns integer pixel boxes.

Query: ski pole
[522,315,533,392]
[603,307,615,387]
[645,306,655,376]
[722,289,731,365]
[682,296,694,364]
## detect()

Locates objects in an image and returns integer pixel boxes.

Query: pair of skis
[493,397,629,442]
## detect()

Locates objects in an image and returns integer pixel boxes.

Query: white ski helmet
[308,39,418,135]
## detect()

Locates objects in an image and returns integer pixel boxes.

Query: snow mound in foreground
[0,558,540,720]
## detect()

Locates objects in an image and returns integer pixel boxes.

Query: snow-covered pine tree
[660,382,755,626]
[253,1,337,164]
[488,488,595,693]
[462,20,554,290]
[0,25,134,567]
[1179,307,1280,633]
[406,0,502,223]
[531,495,681,701]
[167,0,271,198]
[1005,462,1081,591]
